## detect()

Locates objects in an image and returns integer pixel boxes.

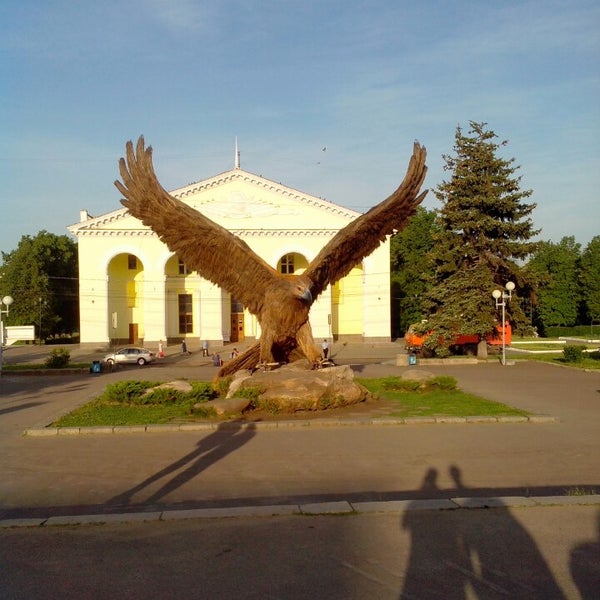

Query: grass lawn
[51,398,205,427]
[51,375,529,427]
[357,378,528,419]
[512,353,600,370]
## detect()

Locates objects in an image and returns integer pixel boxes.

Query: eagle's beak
[300,288,313,303]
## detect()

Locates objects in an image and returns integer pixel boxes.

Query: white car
[103,347,155,366]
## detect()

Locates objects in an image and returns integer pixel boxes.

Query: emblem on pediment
[194,191,298,220]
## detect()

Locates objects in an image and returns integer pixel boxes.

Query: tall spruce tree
[423,122,539,356]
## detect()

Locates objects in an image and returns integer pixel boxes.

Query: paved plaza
[0,342,599,598]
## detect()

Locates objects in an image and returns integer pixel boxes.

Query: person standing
[322,339,329,359]
[202,340,209,357]
[158,340,165,359]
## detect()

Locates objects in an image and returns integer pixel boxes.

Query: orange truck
[404,322,512,355]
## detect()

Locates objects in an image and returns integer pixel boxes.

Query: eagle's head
[291,274,313,305]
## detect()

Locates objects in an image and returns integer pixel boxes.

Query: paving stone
[528,415,558,423]
[145,424,181,432]
[23,428,58,437]
[80,427,115,435]
[161,505,300,520]
[451,496,537,508]
[178,422,217,431]
[57,427,80,435]
[353,499,456,513]
[112,425,147,434]
[497,415,528,423]
[466,416,498,423]
[300,501,354,514]
[532,495,600,506]
[0,518,47,528]
[435,416,466,424]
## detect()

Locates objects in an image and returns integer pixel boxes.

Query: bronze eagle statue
[115,136,427,377]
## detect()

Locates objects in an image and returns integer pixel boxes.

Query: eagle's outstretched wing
[303,142,427,299]
[115,136,277,315]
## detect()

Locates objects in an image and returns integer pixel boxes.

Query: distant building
[68,161,392,348]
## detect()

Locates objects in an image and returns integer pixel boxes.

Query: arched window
[279,253,295,274]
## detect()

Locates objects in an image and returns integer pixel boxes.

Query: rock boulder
[232,361,370,413]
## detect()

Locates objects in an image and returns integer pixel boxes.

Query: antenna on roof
[234,137,240,169]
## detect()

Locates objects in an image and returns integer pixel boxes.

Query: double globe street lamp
[0,295,14,377]
[492,282,515,366]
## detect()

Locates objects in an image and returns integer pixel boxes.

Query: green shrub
[252,396,281,414]
[235,386,262,401]
[140,387,186,405]
[188,381,218,403]
[379,376,457,393]
[381,377,421,392]
[428,376,457,391]
[192,404,217,418]
[563,345,586,363]
[214,377,232,397]
[44,348,71,368]
[102,380,158,403]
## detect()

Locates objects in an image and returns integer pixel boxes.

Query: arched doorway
[331,264,364,340]
[107,253,144,344]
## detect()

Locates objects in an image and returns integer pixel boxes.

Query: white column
[362,244,392,340]
[142,272,167,343]
[199,279,225,344]
[310,286,332,339]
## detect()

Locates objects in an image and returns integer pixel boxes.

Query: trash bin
[90,360,102,374]
[408,353,417,366]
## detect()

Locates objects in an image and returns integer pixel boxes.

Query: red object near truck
[404,322,512,355]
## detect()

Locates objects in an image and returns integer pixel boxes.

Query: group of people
[212,346,239,367]
[156,339,331,366]
[158,340,192,358]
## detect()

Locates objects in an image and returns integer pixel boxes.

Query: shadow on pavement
[0,401,47,416]
[108,421,257,508]
[569,511,600,600]
[400,465,567,599]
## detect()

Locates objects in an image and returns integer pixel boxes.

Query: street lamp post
[0,295,15,377]
[492,282,515,366]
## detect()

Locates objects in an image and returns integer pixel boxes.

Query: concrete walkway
[1,343,599,598]
[1,343,598,521]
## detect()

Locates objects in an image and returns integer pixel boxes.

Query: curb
[23,414,558,436]
[1,495,598,529]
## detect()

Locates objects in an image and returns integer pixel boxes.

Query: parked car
[103,347,155,366]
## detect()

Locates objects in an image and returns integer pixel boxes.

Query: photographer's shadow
[400,465,565,599]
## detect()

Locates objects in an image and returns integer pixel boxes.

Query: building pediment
[69,168,360,238]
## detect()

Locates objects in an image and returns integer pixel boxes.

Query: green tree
[579,236,600,329]
[423,122,539,356]
[0,231,79,340]
[526,236,581,333]
[390,206,437,337]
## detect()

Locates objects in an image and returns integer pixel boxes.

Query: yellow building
[68,160,392,349]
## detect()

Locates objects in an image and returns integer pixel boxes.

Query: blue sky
[1,0,598,255]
